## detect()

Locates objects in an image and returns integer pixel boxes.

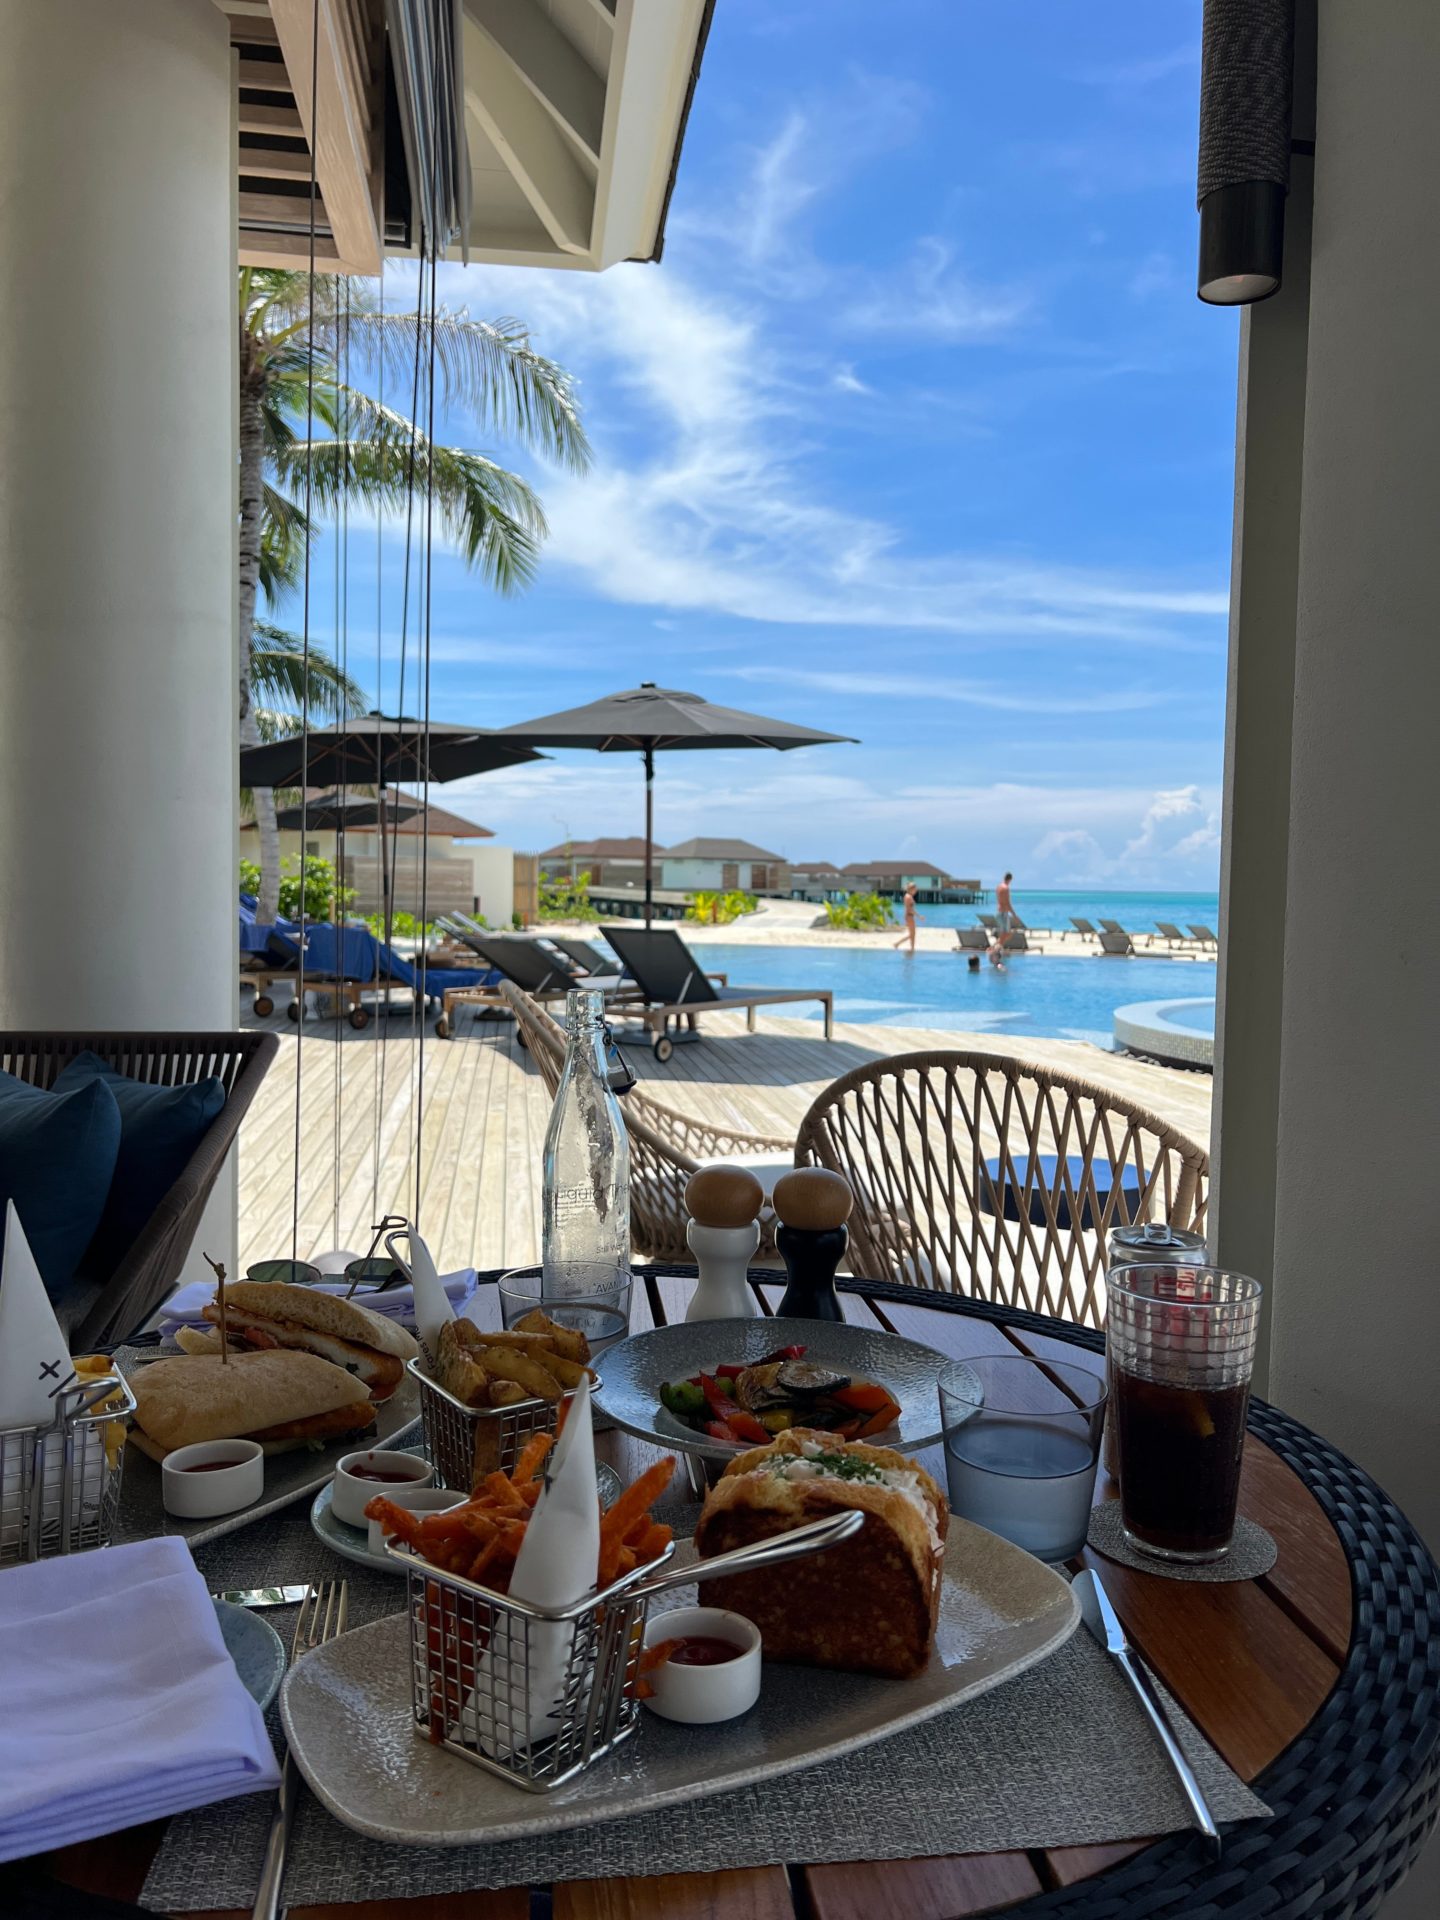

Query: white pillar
[0,0,236,1036]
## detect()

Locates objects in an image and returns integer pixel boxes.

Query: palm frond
[259,486,310,602]
[252,622,368,718]
[275,391,547,591]
[343,308,590,473]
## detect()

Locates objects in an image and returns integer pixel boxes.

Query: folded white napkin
[465,1376,602,1760]
[0,1536,280,1861]
[158,1267,478,1334]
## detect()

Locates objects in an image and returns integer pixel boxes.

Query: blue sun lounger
[247,924,498,1031]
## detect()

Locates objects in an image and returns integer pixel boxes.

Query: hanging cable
[292,0,321,1260]
[415,240,439,1221]
[333,271,352,1244]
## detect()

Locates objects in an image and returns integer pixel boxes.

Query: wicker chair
[0,1030,278,1347]
[795,1050,1208,1328]
[499,984,792,1265]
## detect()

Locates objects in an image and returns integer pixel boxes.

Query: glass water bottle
[541,990,631,1324]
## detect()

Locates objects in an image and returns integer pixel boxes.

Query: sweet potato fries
[366,1435,676,1593]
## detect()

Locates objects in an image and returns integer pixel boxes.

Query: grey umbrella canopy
[237,711,546,790]
[494,683,857,924]
[271,792,419,832]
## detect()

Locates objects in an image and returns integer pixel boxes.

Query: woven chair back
[795,1050,1208,1328]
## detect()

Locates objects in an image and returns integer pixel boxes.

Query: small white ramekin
[640,1607,762,1724]
[161,1440,265,1519]
[331,1449,432,1528]
[365,1485,466,1552]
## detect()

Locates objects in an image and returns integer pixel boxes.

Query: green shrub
[685,889,758,925]
[823,890,895,930]
[362,909,448,940]
[539,869,596,922]
[239,855,353,923]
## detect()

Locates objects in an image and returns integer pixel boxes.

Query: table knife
[213,1585,312,1609]
[1073,1568,1222,1859]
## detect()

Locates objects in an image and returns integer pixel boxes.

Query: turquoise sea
[918,889,1220,935]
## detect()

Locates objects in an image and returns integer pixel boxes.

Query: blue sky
[299,0,1237,886]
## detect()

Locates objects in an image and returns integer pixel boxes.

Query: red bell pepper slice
[724,1409,769,1445]
[831,1383,891,1413]
[714,1363,746,1380]
[700,1374,737,1422]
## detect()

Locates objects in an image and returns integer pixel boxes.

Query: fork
[252,1580,348,1920]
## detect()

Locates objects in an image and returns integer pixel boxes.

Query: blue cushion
[0,1071,122,1296]
[52,1052,226,1274]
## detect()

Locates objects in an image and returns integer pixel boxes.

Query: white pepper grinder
[684,1164,765,1321]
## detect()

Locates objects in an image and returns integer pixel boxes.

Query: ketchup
[346,1464,424,1483]
[179,1460,247,1472]
[665,1636,745,1667]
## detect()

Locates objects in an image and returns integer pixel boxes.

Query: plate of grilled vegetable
[597,1317,972,1461]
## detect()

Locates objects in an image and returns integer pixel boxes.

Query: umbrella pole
[643,745,655,930]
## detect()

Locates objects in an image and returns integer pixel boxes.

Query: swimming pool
[687,945,1215,1049]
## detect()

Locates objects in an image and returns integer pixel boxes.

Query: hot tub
[1112,997,1215,1069]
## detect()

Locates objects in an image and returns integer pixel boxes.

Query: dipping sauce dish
[640,1607,762,1724]
[332,1449,431,1527]
[161,1440,265,1519]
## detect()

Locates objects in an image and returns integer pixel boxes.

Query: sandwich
[129,1350,377,1459]
[692,1429,947,1679]
[185,1281,417,1401]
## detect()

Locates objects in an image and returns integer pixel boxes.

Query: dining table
[17,1264,1440,1920]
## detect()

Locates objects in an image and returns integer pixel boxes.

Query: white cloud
[831,362,872,395]
[732,664,1169,717]
[844,238,1029,342]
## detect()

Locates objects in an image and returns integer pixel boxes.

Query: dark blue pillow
[53,1053,226,1275]
[0,1071,122,1295]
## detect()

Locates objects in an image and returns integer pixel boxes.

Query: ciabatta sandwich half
[693,1428,947,1679]
[196,1280,417,1401]
[129,1350,378,1459]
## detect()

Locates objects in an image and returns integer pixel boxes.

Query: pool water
[689,945,1215,1049]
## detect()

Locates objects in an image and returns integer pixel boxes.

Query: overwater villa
[0,5,1434,1918]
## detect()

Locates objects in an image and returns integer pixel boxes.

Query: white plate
[310,1462,625,1574]
[280,1520,1079,1847]
[596,1316,970,1461]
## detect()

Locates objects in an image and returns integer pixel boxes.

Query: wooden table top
[33,1272,1355,1920]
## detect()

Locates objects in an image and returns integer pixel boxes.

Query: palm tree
[239,268,590,919]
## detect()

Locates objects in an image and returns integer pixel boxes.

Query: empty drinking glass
[1106,1263,1262,1563]
[498,1262,632,1355]
[938,1355,1107,1563]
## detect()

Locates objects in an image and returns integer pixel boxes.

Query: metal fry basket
[391,1536,674,1791]
[407,1357,600,1491]
[0,1367,135,1567]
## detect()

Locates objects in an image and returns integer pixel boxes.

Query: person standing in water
[988,872,1015,968]
[893,880,922,952]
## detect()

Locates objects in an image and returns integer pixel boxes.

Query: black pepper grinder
[772,1168,854,1321]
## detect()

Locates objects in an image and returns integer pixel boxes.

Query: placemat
[142,1505,1267,1909]
[1088,1502,1278,1581]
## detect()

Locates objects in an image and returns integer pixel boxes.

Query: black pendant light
[1197,0,1296,305]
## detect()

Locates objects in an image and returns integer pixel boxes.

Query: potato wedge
[488,1381,530,1406]
[537,1351,593,1390]
[512,1308,591,1364]
[473,1345,563,1403]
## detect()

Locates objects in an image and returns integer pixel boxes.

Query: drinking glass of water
[938,1355,1107,1563]
[498,1262,632,1355]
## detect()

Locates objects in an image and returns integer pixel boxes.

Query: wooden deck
[237,999,1213,1274]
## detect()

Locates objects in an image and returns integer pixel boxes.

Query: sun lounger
[1099,918,1128,936]
[1069,917,1099,940]
[956,927,990,951]
[545,935,625,978]
[1098,930,1135,956]
[978,913,999,932]
[248,925,495,1031]
[601,924,834,1060]
[1154,921,1197,949]
[1189,923,1219,948]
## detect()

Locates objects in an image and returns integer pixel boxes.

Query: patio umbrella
[493,683,857,925]
[237,710,545,789]
[271,792,419,831]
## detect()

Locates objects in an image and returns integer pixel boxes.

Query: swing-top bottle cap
[772,1168,853,1232]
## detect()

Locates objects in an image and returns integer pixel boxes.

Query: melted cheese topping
[748,1440,942,1550]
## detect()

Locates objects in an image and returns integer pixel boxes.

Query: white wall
[0,0,236,1035]
[468,844,515,926]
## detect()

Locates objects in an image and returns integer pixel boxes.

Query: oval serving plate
[595,1316,969,1460]
[280,1520,1078,1848]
